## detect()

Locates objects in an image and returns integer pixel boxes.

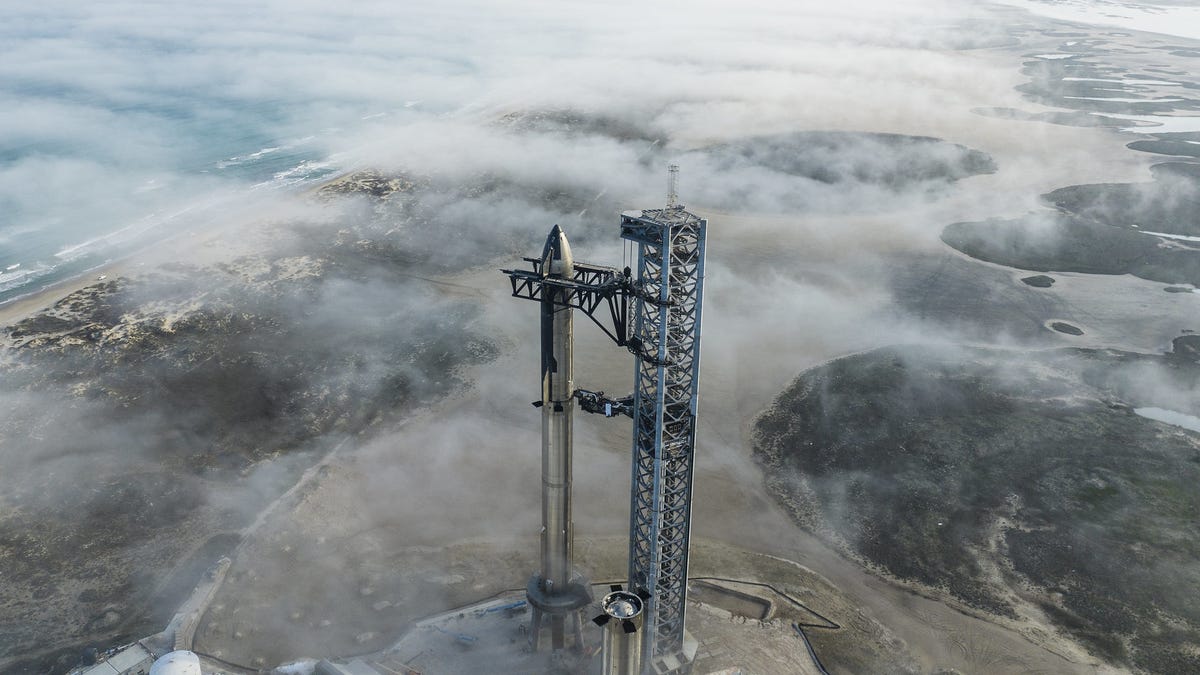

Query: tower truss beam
[621,206,707,672]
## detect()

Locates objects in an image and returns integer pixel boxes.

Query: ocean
[0,90,342,303]
[0,1,446,306]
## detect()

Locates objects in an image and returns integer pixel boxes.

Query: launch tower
[619,202,707,673]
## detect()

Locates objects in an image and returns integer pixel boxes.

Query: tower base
[649,630,699,675]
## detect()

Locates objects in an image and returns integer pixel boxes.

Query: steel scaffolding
[620,205,707,671]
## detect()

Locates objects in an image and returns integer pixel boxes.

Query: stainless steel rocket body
[600,591,645,675]
[523,225,590,652]
[540,224,574,596]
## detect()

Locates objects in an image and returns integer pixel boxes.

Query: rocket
[539,223,575,599]
[525,224,590,651]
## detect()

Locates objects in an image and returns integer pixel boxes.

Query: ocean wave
[0,263,54,294]
[251,159,339,191]
[216,145,283,169]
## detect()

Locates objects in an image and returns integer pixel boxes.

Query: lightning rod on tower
[666,165,679,208]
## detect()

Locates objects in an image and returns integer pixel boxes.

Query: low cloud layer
[1,0,1013,263]
[4,0,1198,671]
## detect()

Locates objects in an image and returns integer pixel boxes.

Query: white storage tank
[149,651,202,675]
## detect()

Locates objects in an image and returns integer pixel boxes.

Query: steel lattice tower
[620,204,707,672]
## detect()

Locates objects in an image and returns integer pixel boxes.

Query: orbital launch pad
[179,171,838,675]
[372,183,832,673]
[502,168,709,674]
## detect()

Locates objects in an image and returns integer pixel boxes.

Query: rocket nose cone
[542,224,565,258]
[541,224,574,277]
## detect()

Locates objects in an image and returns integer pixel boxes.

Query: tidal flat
[754,344,1200,673]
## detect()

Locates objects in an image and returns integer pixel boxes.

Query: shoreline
[0,167,365,332]
[0,260,136,330]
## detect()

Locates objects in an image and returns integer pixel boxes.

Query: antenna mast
[666,165,679,208]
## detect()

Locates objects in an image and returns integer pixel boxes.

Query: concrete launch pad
[335,579,828,675]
